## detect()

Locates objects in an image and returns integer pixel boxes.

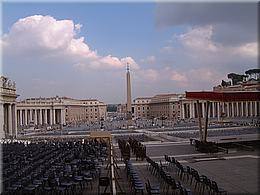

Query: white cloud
[157,25,258,90]
[75,23,82,31]
[188,68,223,83]
[140,55,156,64]
[2,15,139,70]
[136,67,189,85]
[170,71,187,82]
[176,25,257,60]
[178,25,218,52]
[160,46,174,53]
[137,68,159,82]
[233,42,257,58]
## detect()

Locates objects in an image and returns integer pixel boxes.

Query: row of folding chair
[165,155,227,195]
[125,161,145,194]
[146,156,192,195]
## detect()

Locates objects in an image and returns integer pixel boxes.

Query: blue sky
[1,2,257,103]
[3,3,175,61]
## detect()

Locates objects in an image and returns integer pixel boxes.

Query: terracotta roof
[186,91,260,102]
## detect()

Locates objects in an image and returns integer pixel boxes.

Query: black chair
[146,182,160,195]
[169,178,180,194]
[98,176,110,194]
[185,166,192,182]
[211,181,227,195]
[193,172,204,193]
[147,179,160,194]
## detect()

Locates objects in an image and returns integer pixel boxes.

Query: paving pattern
[114,140,259,194]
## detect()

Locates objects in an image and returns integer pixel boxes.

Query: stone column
[208,102,211,118]
[254,101,258,117]
[24,109,28,125]
[202,102,205,118]
[221,102,224,118]
[53,109,56,125]
[212,102,215,118]
[248,102,251,117]
[231,102,234,117]
[44,109,48,125]
[245,102,249,117]
[181,103,185,119]
[34,109,38,125]
[189,103,193,118]
[192,102,195,118]
[217,102,220,120]
[16,109,18,127]
[13,104,17,137]
[29,109,32,124]
[8,104,12,136]
[61,109,65,125]
[236,102,239,117]
[50,109,53,125]
[227,103,230,117]
[39,109,42,125]
[0,102,4,139]
[251,101,254,117]
[19,109,23,125]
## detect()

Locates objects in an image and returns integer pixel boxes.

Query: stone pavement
[114,140,259,194]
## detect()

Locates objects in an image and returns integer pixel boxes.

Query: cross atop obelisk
[126,62,132,127]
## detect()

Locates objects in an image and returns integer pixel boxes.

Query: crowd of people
[118,137,147,162]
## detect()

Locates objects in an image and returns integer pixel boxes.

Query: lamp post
[151,116,155,127]
[161,115,167,127]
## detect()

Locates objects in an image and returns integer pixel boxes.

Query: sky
[1,2,258,103]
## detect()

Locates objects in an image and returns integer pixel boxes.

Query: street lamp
[161,115,167,127]
[151,116,155,126]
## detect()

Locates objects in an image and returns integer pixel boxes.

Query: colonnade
[17,108,65,127]
[182,101,260,120]
[2,103,17,137]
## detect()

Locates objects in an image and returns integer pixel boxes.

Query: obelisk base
[126,112,132,128]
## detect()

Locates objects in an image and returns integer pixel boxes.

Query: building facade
[149,94,185,120]
[183,91,260,121]
[16,97,107,129]
[118,68,260,122]
[182,69,260,120]
[0,76,18,138]
[133,97,151,119]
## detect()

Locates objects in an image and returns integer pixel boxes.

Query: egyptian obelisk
[126,63,132,127]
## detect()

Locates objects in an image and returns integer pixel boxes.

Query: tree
[245,68,260,75]
[227,73,247,85]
